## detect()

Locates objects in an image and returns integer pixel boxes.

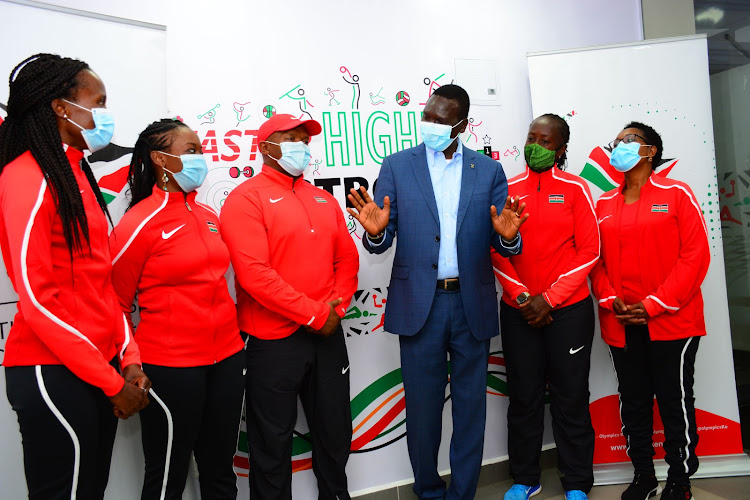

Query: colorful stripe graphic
[579,146,680,194]
[651,204,669,213]
[233,351,518,477]
[579,146,622,193]
[549,194,564,204]
[97,166,130,204]
[90,143,134,204]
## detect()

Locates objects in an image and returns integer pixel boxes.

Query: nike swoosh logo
[569,345,585,355]
[516,195,529,201]
[598,215,612,224]
[342,365,350,375]
[162,224,186,240]
[270,197,284,204]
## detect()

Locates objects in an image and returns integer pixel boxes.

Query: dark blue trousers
[399,289,490,500]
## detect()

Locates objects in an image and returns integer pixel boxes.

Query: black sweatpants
[245,325,352,500]
[500,296,595,493]
[5,364,118,500]
[609,325,700,485]
[139,350,245,500]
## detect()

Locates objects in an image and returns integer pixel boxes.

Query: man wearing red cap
[221,114,359,500]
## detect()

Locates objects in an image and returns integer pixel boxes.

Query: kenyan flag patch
[315,196,327,203]
[206,221,219,233]
[548,194,564,204]
[651,204,668,213]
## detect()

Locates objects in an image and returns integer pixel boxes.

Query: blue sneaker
[565,490,588,500]
[504,484,542,500]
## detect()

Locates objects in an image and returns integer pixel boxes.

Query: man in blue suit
[347,84,528,500]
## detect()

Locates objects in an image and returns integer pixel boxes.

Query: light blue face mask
[610,141,650,172]
[161,152,208,192]
[266,141,311,177]
[62,99,115,152]
[420,119,464,152]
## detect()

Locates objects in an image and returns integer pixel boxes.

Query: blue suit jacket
[363,143,521,340]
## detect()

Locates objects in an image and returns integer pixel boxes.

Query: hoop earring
[162,170,169,191]
[648,157,653,162]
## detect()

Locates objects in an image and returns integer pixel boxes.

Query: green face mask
[524,143,557,172]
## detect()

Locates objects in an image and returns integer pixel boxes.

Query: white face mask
[265,141,311,177]
[420,119,463,152]
[62,99,115,152]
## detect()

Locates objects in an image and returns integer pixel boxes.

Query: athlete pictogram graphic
[466,117,483,142]
[369,87,386,106]
[232,101,251,127]
[419,73,444,105]
[197,103,220,125]
[340,66,361,109]
[280,85,314,120]
[324,87,341,106]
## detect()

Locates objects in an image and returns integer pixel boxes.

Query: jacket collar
[150,184,197,204]
[63,143,84,165]
[261,164,304,190]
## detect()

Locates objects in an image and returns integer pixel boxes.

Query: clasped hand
[520,295,553,328]
[613,298,649,325]
[109,364,151,419]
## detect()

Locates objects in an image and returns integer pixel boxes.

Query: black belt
[436,278,460,291]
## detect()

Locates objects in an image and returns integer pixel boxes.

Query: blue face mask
[610,141,649,172]
[420,119,464,152]
[62,99,115,152]
[266,141,311,177]
[162,153,208,192]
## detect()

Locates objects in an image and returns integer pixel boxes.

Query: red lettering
[244,130,259,161]
[222,130,242,162]
[199,130,219,162]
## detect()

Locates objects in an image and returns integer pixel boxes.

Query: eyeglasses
[608,133,648,150]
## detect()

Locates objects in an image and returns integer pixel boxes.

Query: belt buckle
[444,278,458,290]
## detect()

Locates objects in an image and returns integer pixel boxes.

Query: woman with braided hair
[109,119,245,499]
[493,114,599,500]
[0,53,150,499]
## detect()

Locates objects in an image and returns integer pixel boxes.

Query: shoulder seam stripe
[21,180,99,352]
[112,193,170,265]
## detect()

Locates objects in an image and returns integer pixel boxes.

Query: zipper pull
[185,201,192,212]
[537,176,541,192]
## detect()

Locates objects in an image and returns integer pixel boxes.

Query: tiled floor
[475,471,750,500]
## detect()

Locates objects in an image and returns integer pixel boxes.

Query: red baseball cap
[258,114,322,143]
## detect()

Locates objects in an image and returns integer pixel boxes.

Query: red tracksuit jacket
[492,166,599,309]
[109,186,243,366]
[220,166,359,340]
[590,174,710,347]
[0,146,140,397]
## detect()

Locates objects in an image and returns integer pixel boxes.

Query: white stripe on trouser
[148,389,174,500]
[679,337,694,473]
[607,350,630,457]
[35,365,80,500]
[232,392,246,480]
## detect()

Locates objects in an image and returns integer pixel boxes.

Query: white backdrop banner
[527,36,748,478]
[0,0,646,498]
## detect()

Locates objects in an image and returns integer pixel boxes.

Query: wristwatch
[516,292,531,305]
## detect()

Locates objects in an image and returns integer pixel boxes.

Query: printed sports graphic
[233,351,518,477]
